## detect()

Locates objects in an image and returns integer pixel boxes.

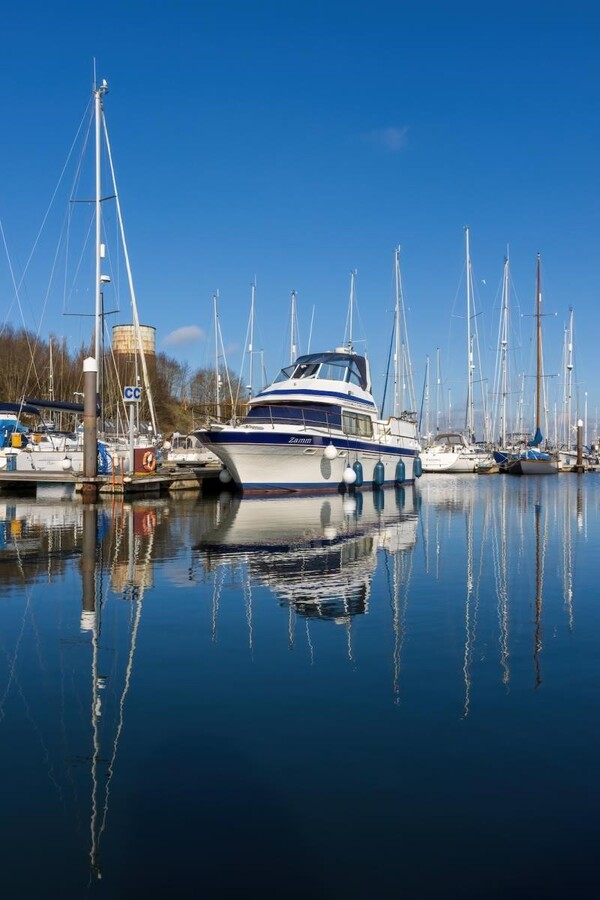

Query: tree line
[0,325,247,437]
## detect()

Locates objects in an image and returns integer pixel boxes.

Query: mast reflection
[417,475,578,708]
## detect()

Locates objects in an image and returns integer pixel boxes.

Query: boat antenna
[307,304,315,354]
[345,270,357,350]
[289,290,298,364]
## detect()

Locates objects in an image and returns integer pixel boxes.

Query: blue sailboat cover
[528,427,543,447]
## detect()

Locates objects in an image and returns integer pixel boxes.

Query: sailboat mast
[500,254,510,448]
[214,291,221,420]
[424,354,430,439]
[566,307,574,445]
[465,226,474,440]
[435,347,441,434]
[289,290,297,364]
[94,79,108,365]
[536,254,542,432]
[394,248,402,417]
[248,280,256,397]
[48,337,54,402]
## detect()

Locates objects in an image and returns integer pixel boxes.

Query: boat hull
[420,452,483,473]
[506,456,559,475]
[420,433,492,474]
[199,428,420,492]
[194,488,419,617]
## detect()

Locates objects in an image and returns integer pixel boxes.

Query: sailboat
[505,254,558,475]
[1,77,159,477]
[420,228,493,474]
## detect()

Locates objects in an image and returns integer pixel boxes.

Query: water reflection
[194,487,418,621]
[0,476,598,895]
[417,474,586,709]
[0,495,215,888]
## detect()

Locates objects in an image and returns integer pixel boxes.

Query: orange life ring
[142,450,156,473]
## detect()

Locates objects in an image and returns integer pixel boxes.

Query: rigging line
[9,653,66,809]
[380,308,396,416]
[397,254,416,414]
[0,97,93,339]
[102,114,158,436]
[217,317,237,418]
[0,538,36,724]
[0,219,43,390]
[236,282,255,407]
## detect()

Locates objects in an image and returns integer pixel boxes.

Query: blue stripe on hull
[204,431,418,458]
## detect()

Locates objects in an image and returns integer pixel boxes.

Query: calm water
[1,475,599,898]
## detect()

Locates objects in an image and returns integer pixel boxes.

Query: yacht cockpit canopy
[274,352,368,390]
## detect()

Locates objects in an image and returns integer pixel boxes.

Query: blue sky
[1,1,599,438]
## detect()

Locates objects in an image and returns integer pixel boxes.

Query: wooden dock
[0,465,225,499]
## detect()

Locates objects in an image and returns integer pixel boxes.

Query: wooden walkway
[0,465,224,499]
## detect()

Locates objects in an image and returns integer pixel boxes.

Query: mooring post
[80,504,98,632]
[576,419,584,473]
[82,357,98,499]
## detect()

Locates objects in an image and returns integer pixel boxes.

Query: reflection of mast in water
[562,483,574,632]
[82,502,155,880]
[345,619,354,664]
[211,567,222,643]
[378,497,416,703]
[462,487,489,719]
[462,494,475,719]
[533,496,547,689]
[305,619,315,665]
[492,478,510,686]
[244,575,254,655]
[388,546,413,704]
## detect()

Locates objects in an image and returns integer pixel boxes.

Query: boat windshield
[243,404,342,430]
[272,353,367,389]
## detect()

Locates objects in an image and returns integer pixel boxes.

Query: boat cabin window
[244,404,342,430]
[272,352,368,389]
[342,411,373,438]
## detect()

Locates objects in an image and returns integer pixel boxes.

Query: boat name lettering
[289,437,313,444]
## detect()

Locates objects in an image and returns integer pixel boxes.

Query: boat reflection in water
[195,486,419,622]
[2,477,600,897]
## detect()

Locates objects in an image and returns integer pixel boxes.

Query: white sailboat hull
[420,433,493,474]
[420,450,484,473]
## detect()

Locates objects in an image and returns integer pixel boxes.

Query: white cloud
[163,325,205,347]
[363,126,409,152]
